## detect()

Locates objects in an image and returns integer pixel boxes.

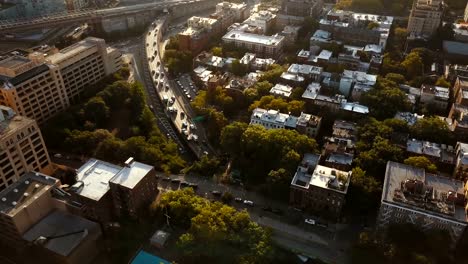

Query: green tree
[401,51,424,79]
[435,76,451,88]
[230,59,248,76]
[259,64,285,83]
[83,96,109,126]
[404,156,438,173]
[290,87,305,100]
[211,46,223,56]
[385,73,406,84]
[410,116,453,144]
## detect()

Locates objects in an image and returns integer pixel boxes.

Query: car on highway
[243,200,254,206]
[234,197,243,202]
[305,219,316,225]
[187,94,192,100]
[211,190,221,196]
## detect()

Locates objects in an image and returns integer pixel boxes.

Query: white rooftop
[110,159,153,189]
[270,83,293,97]
[310,30,332,42]
[73,159,122,201]
[223,30,284,46]
[310,165,350,193]
[302,82,321,100]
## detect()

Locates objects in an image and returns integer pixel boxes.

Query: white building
[243,10,277,34]
[407,0,443,39]
[222,30,284,58]
[339,70,377,98]
[250,108,297,130]
[378,161,467,243]
[270,83,293,98]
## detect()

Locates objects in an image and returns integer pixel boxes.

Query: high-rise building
[46,37,122,101]
[0,51,70,124]
[0,106,51,192]
[0,37,121,123]
[407,0,443,38]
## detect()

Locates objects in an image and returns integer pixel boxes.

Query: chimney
[124,157,134,167]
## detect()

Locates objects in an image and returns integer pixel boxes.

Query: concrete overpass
[0,0,218,33]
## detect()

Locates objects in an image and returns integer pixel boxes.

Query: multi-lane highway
[144,16,213,158]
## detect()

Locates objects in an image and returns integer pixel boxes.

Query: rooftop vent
[1,198,6,202]
[13,189,18,193]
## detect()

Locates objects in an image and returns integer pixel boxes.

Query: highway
[144,16,213,158]
[0,0,193,32]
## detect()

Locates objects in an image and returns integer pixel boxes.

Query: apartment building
[290,154,351,218]
[179,17,221,55]
[454,142,468,180]
[0,172,102,264]
[216,2,249,21]
[406,138,455,168]
[222,29,284,58]
[250,108,297,130]
[420,84,450,111]
[46,37,122,101]
[109,158,158,218]
[0,51,69,123]
[377,161,467,243]
[407,0,443,38]
[281,0,323,18]
[242,10,277,34]
[339,70,377,99]
[0,38,121,123]
[296,112,322,138]
[0,106,51,192]
[69,157,158,222]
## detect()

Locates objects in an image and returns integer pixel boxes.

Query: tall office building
[407,0,443,38]
[0,51,70,124]
[0,37,122,123]
[46,37,122,101]
[0,106,52,192]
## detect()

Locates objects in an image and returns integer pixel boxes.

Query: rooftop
[406,139,443,158]
[456,142,468,165]
[22,210,101,257]
[310,30,332,43]
[47,37,102,64]
[223,30,284,46]
[110,158,154,189]
[342,70,377,86]
[341,102,369,114]
[0,172,58,216]
[310,165,351,193]
[288,64,322,76]
[72,159,122,201]
[250,108,298,128]
[281,72,305,82]
[443,41,468,56]
[394,112,424,126]
[0,106,35,138]
[326,153,354,166]
[421,84,449,99]
[291,153,321,189]
[297,112,321,127]
[382,161,467,223]
[270,83,293,97]
[332,120,357,139]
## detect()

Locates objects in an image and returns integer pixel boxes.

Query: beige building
[46,37,122,101]
[0,52,69,124]
[0,37,121,123]
[0,172,102,264]
[0,106,51,192]
[407,0,443,38]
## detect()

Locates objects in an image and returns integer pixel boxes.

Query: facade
[290,155,351,218]
[295,112,322,138]
[0,106,51,192]
[109,158,158,218]
[281,0,323,18]
[70,157,157,222]
[242,11,277,34]
[46,37,122,101]
[420,84,450,110]
[250,108,297,130]
[454,142,468,181]
[377,161,467,243]
[270,83,293,98]
[216,2,249,21]
[0,52,69,124]
[0,172,102,264]
[179,17,221,55]
[222,30,284,58]
[407,0,443,39]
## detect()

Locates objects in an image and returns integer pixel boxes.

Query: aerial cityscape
[0,0,467,263]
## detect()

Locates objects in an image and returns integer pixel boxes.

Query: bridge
[0,0,214,33]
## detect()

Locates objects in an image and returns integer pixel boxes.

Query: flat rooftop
[310,165,350,193]
[23,210,101,257]
[382,161,467,223]
[0,107,35,139]
[0,172,58,216]
[47,37,100,64]
[270,83,292,97]
[72,159,122,201]
[223,30,284,46]
[0,55,30,69]
[110,160,153,189]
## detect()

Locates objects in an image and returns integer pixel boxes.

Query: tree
[385,73,406,84]
[83,96,109,126]
[185,155,220,176]
[410,116,453,144]
[230,59,248,76]
[259,64,285,83]
[401,51,423,79]
[360,84,410,120]
[346,167,382,214]
[220,122,248,156]
[404,156,437,173]
[211,46,223,56]
[290,87,305,100]
[435,76,451,88]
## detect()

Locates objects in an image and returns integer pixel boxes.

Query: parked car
[171,179,181,183]
[305,219,316,225]
[243,200,254,206]
[180,181,190,187]
[189,183,198,189]
[211,190,221,196]
[234,197,243,202]
[162,177,171,181]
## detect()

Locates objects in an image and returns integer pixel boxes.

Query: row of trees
[155,188,278,263]
[164,36,194,75]
[43,80,185,173]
